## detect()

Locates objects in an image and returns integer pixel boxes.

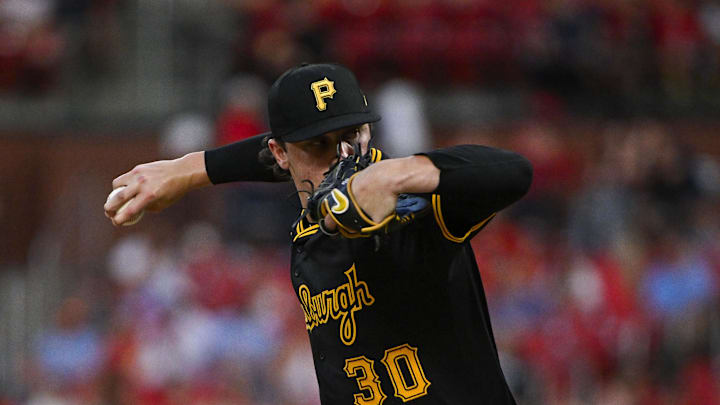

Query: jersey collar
[291,213,319,243]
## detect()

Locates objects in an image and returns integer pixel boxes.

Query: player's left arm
[324,145,532,238]
[321,153,441,232]
[418,145,533,242]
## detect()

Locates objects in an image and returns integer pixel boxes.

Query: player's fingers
[104,188,124,216]
[111,170,133,190]
[104,183,137,213]
[358,125,371,155]
[112,187,154,225]
[112,161,154,190]
[323,213,338,232]
[105,186,142,226]
[339,141,353,158]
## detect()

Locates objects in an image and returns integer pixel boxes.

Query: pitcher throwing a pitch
[105,63,533,404]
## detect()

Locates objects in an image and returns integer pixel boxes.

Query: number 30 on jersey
[344,343,431,404]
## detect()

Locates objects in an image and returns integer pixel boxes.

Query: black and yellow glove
[306,144,430,238]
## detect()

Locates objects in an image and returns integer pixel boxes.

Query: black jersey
[206,140,532,404]
[288,145,532,405]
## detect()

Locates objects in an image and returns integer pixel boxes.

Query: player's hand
[321,156,438,235]
[321,163,397,233]
[104,151,211,226]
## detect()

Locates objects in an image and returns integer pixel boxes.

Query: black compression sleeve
[420,145,532,210]
[204,134,278,184]
[418,145,533,237]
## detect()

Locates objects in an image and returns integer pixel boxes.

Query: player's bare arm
[105,132,277,226]
[104,151,210,226]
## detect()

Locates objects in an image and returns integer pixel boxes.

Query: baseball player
[105,63,532,404]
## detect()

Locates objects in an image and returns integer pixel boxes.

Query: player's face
[270,124,371,207]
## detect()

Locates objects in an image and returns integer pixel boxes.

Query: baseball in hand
[107,186,144,226]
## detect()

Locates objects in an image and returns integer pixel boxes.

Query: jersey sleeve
[417,145,533,243]
[203,133,280,184]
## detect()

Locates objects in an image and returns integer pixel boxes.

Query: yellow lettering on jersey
[298,264,375,346]
[310,77,336,111]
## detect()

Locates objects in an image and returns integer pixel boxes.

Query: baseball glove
[306,144,430,238]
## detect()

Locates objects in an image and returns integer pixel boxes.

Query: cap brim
[278,112,381,142]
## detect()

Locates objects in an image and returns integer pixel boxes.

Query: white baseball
[107,186,144,226]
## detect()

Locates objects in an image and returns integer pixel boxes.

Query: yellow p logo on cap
[311,78,336,111]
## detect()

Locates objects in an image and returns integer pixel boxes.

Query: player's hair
[258,134,292,180]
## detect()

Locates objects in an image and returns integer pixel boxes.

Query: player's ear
[268,138,289,170]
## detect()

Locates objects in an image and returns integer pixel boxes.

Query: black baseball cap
[267,63,381,142]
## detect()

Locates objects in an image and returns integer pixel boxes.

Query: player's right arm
[105,133,277,226]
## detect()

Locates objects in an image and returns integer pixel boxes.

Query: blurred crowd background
[1,0,720,404]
